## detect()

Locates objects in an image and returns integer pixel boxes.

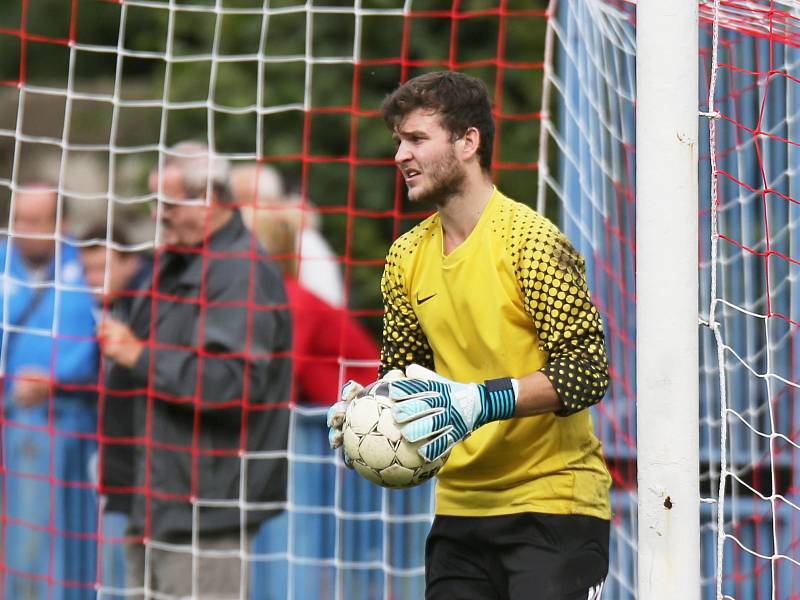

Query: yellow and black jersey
[380,188,612,519]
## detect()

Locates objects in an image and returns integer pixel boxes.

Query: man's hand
[327,380,363,450]
[390,364,518,463]
[327,369,405,450]
[97,318,144,369]
[13,368,50,409]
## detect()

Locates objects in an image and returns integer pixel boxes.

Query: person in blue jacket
[0,185,99,600]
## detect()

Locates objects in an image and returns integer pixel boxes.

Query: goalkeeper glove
[327,369,405,450]
[327,380,363,450]
[390,364,518,463]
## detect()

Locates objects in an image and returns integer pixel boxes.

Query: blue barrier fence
[3,402,97,600]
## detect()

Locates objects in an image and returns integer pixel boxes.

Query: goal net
[542,0,800,598]
[540,1,637,596]
[701,1,800,597]
[0,1,547,599]
[3,0,797,598]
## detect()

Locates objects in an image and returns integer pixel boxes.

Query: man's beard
[407,147,466,207]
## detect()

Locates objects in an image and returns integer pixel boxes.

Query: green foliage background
[0,0,549,331]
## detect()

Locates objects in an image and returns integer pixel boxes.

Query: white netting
[701,1,800,597]
[543,0,800,598]
[0,2,548,599]
[16,0,800,598]
[539,1,636,596]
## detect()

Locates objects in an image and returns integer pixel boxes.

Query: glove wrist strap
[478,377,517,425]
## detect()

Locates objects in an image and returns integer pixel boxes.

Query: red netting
[0,2,551,599]
[701,1,800,598]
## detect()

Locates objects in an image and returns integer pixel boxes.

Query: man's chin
[406,186,432,205]
[156,232,175,247]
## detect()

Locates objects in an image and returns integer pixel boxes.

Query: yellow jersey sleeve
[379,232,435,375]
[510,205,610,415]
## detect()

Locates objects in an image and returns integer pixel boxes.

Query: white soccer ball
[342,379,448,488]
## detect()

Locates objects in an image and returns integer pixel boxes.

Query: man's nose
[395,142,412,164]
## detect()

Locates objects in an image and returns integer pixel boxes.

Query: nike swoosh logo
[416,293,437,305]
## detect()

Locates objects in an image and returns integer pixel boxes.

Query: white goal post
[636,0,701,598]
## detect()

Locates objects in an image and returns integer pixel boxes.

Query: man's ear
[458,127,481,162]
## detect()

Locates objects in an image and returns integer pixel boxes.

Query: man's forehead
[395,108,442,132]
[153,164,183,185]
[14,188,58,217]
[152,166,195,201]
[79,246,109,263]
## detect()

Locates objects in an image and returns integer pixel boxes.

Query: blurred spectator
[0,185,99,599]
[79,223,153,597]
[248,202,378,405]
[80,223,152,314]
[96,142,292,599]
[232,163,346,307]
[245,174,378,600]
[81,223,152,513]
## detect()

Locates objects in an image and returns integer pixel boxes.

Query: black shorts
[425,512,609,600]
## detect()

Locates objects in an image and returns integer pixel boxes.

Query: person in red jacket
[243,199,379,405]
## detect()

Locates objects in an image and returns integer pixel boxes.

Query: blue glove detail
[389,365,517,462]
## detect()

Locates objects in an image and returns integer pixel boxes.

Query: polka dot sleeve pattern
[379,236,435,377]
[510,205,610,416]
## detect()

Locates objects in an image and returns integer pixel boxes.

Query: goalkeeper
[328,71,611,599]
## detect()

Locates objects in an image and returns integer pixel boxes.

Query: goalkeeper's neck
[438,173,495,256]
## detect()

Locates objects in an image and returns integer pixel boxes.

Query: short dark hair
[380,71,495,171]
[80,223,134,249]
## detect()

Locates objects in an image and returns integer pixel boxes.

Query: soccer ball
[342,379,448,488]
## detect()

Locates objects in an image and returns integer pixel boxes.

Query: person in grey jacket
[97,141,292,599]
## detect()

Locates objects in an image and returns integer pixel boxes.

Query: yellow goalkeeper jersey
[380,188,612,519]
